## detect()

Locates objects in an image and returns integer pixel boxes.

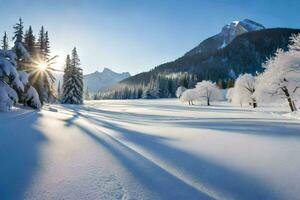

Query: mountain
[84,68,130,92]
[120,26,300,86]
[185,19,265,56]
[99,19,300,99]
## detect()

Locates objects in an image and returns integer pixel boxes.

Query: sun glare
[38,62,48,71]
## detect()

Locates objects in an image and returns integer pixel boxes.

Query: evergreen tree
[12,18,26,69]
[2,32,9,50]
[37,26,45,59]
[24,26,36,56]
[13,17,24,45]
[44,31,50,59]
[62,48,84,104]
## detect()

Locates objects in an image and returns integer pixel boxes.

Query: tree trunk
[292,101,298,111]
[252,98,257,108]
[282,87,296,112]
[207,98,210,106]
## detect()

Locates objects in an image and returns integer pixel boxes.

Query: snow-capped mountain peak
[185,19,265,56]
[220,19,265,47]
[84,68,130,93]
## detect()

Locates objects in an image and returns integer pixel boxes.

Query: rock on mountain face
[185,19,265,56]
[84,68,130,92]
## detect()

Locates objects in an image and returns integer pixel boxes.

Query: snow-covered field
[0,99,300,200]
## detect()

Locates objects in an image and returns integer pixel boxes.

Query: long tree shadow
[0,111,48,200]
[170,118,300,138]
[63,113,212,200]
[63,107,282,200]
[65,105,300,139]
[86,115,282,200]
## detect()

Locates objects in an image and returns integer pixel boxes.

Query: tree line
[0,18,83,111]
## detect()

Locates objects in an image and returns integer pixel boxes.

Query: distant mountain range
[118,19,300,87]
[84,68,130,92]
[55,68,130,93]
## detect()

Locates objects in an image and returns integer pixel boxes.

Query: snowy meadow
[1,99,300,200]
[1,4,300,200]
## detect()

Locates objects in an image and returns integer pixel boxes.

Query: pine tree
[62,48,84,104]
[12,18,26,69]
[24,26,36,56]
[37,26,45,59]
[2,32,9,50]
[44,31,50,59]
[13,17,24,45]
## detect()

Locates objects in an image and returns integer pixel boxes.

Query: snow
[26,86,42,109]
[0,81,18,111]
[1,99,300,200]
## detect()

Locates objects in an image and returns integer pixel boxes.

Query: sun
[37,62,48,71]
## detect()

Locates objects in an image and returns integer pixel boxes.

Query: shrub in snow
[180,89,199,105]
[25,86,41,109]
[0,43,41,111]
[195,80,222,106]
[233,74,257,108]
[0,81,18,111]
[255,34,300,112]
[176,86,187,98]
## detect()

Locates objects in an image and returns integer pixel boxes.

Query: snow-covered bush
[25,86,42,109]
[255,34,300,112]
[0,44,41,111]
[180,89,199,105]
[176,86,186,98]
[233,74,257,108]
[195,80,222,106]
[0,81,18,111]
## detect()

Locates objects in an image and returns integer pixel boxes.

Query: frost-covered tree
[226,87,234,103]
[180,89,199,105]
[176,86,186,98]
[0,43,41,111]
[62,48,83,104]
[255,34,300,112]
[195,80,222,106]
[2,32,9,50]
[233,74,257,108]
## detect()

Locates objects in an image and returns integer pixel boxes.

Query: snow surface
[0,99,300,200]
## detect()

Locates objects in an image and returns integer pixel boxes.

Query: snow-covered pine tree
[12,17,26,70]
[0,40,41,111]
[2,32,9,50]
[62,48,84,104]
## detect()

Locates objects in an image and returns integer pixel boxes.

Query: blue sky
[0,0,300,75]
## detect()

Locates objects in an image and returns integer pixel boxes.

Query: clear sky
[0,0,299,75]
